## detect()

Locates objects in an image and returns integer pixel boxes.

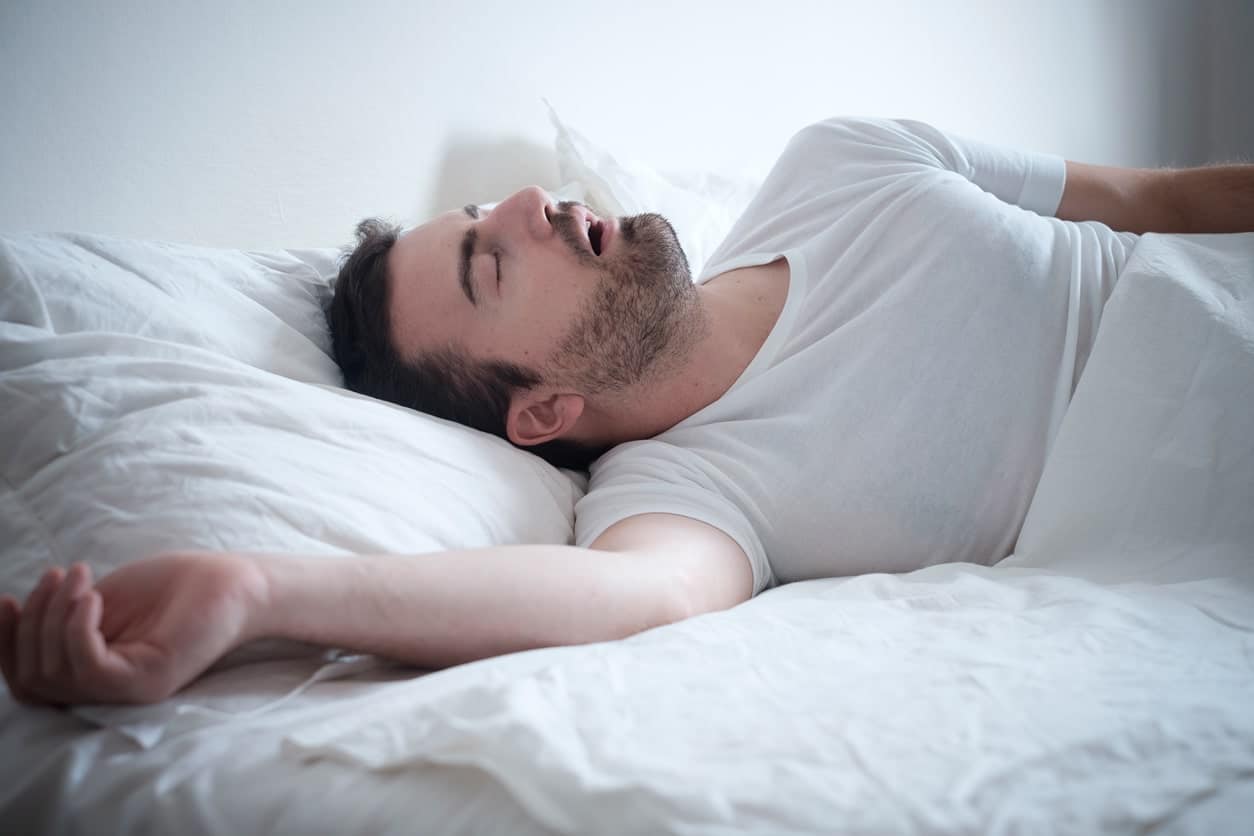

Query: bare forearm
[1058,161,1254,234]
[245,545,688,668]
[1164,165,1254,233]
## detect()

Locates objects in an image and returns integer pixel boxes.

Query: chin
[618,213,692,287]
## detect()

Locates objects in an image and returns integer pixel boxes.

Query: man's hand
[0,553,267,707]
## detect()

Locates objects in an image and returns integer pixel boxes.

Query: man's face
[387,185,697,396]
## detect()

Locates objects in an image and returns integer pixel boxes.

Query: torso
[580,116,1142,596]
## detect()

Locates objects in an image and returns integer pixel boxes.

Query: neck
[574,260,789,446]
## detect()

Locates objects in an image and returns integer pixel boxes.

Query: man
[2,117,1251,707]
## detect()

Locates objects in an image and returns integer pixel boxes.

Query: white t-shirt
[575,116,1141,596]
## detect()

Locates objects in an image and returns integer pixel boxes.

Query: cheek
[478,310,557,366]
[491,261,597,360]
[524,296,589,362]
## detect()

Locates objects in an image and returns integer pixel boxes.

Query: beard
[546,208,705,395]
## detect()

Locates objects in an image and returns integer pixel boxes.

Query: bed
[3,113,1253,835]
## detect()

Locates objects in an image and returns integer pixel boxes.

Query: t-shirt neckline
[672,248,806,429]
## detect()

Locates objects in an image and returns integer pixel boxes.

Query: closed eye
[494,252,502,291]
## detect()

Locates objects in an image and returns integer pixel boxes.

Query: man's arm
[0,514,753,704]
[1056,160,1254,234]
[250,513,753,669]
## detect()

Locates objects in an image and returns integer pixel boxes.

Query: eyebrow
[458,204,479,306]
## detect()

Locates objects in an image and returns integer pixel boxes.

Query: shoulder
[704,118,952,272]
[587,437,714,490]
[577,439,776,598]
[578,436,742,532]
[757,116,952,196]
[785,116,940,155]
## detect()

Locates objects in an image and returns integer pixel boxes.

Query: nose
[486,186,553,241]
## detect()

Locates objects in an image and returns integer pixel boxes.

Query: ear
[505,390,586,447]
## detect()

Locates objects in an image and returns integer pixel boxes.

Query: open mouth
[587,219,603,256]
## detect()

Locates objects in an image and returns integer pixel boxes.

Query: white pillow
[0,233,586,651]
[545,102,762,279]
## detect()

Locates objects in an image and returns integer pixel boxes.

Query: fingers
[64,582,143,705]
[16,567,63,691]
[4,563,156,707]
[66,588,109,688]
[0,595,38,704]
[3,565,99,707]
[43,563,90,680]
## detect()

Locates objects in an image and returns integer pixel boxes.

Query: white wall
[0,0,1235,250]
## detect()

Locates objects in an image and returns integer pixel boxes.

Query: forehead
[386,209,466,358]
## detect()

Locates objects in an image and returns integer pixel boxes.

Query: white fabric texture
[276,567,1254,836]
[0,232,585,737]
[1007,231,1254,586]
[576,116,1142,595]
[2,137,1253,835]
[8,565,1254,834]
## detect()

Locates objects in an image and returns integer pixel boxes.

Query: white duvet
[2,228,1253,834]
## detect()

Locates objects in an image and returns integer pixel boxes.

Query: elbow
[591,561,695,643]
[638,569,698,635]
[665,575,698,626]
[604,547,751,639]
[661,563,741,627]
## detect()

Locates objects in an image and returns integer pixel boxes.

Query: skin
[385,185,791,449]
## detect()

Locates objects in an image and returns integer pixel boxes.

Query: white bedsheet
[3,231,1253,834]
[279,566,1254,834]
[4,563,1252,835]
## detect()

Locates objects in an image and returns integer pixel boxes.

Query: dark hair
[327,217,607,471]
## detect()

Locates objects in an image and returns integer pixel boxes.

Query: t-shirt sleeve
[915,121,1067,217]
[799,116,1067,217]
[574,441,776,597]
